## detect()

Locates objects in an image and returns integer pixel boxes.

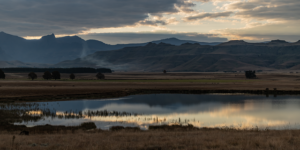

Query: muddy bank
[0,88,298,103]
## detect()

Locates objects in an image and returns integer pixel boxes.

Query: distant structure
[96,73,105,80]
[245,70,256,79]
[28,72,37,80]
[163,70,167,74]
[0,69,5,79]
[70,73,75,80]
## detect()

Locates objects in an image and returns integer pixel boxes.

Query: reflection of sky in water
[14,94,300,130]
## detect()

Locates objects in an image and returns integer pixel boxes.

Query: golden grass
[1,129,300,150]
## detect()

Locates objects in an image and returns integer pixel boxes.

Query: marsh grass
[1,128,300,150]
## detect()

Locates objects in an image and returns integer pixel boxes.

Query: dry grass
[1,72,300,101]
[1,129,300,150]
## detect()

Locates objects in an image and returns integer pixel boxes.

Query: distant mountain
[0,32,88,64]
[0,32,222,64]
[55,40,300,71]
[0,47,11,61]
[0,60,51,68]
[151,38,221,46]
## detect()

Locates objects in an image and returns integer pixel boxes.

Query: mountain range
[55,40,300,71]
[1,31,300,72]
[0,32,221,64]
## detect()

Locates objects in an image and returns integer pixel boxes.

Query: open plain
[0,72,300,101]
[2,72,300,150]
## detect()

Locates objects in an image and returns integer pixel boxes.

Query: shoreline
[1,89,300,103]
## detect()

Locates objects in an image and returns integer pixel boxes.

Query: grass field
[1,129,300,150]
[0,72,299,101]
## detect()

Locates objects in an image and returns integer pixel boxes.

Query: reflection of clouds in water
[16,94,300,130]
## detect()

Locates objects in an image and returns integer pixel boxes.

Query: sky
[0,0,299,44]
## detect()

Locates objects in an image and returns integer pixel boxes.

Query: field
[1,129,300,150]
[0,72,300,101]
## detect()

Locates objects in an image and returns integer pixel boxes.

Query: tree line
[1,69,105,80]
[0,67,112,73]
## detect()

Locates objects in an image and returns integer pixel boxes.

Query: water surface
[8,94,300,130]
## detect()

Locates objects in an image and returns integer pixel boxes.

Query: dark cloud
[0,0,193,36]
[184,11,233,21]
[78,32,228,44]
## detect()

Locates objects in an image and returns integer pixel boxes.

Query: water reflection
[6,94,300,130]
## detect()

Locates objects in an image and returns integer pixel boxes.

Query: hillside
[0,32,220,64]
[0,47,11,61]
[55,41,300,72]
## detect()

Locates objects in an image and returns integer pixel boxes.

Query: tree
[52,71,61,80]
[96,73,105,80]
[245,70,256,79]
[28,72,37,80]
[43,71,52,80]
[163,70,167,74]
[70,73,75,80]
[0,69,5,79]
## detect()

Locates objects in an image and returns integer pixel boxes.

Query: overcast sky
[0,0,299,44]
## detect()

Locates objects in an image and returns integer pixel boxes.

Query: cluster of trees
[0,69,106,81]
[27,71,105,80]
[0,67,112,73]
[27,71,61,80]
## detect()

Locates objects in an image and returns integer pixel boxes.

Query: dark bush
[43,71,52,80]
[96,73,105,79]
[70,73,75,80]
[163,70,167,74]
[110,126,125,131]
[80,122,96,130]
[245,70,256,79]
[0,69,5,79]
[52,71,61,80]
[28,72,37,80]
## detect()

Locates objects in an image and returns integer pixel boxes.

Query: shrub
[28,72,37,80]
[96,73,105,80]
[0,69,5,79]
[43,71,52,80]
[52,71,61,80]
[70,73,75,80]
[80,122,96,130]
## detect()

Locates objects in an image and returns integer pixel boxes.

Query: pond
[4,94,300,130]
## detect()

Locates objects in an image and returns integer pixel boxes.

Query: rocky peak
[40,33,56,41]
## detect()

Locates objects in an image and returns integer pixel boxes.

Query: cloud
[213,20,300,42]
[225,0,300,21]
[184,11,233,21]
[78,32,228,44]
[0,0,195,36]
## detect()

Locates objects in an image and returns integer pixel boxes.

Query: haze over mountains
[0,32,220,64]
[56,40,300,72]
